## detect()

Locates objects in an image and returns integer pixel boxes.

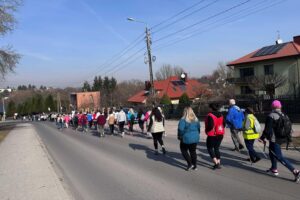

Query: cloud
[78,0,130,45]
[22,52,53,61]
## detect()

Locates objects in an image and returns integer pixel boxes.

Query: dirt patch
[0,124,15,143]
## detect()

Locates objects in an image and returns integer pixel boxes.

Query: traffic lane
[34,122,300,200]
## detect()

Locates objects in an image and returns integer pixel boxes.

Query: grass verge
[0,125,14,143]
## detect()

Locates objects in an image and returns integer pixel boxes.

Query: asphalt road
[33,122,300,200]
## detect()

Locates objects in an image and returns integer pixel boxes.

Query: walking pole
[254,141,268,159]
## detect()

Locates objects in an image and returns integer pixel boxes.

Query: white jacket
[117,111,127,123]
[150,116,164,133]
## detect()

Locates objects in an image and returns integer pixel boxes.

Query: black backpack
[273,112,292,140]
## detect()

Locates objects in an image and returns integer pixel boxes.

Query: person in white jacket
[147,107,166,155]
[117,108,127,137]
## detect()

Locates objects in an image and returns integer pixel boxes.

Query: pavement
[0,123,71,200]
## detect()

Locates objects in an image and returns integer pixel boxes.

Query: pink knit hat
[271,100,282,109]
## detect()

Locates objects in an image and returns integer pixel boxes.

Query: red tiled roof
[227,41,300,66]
[128,76,206,103]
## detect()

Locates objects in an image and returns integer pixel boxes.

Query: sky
[1,0,300,88]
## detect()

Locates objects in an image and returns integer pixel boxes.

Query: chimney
[180,73,187,82]
[293,35,300,45]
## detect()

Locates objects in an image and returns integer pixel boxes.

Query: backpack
[273,112,292,139]
[253,117,262,134]
[206,113,225,136]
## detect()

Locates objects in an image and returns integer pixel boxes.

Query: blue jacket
[87,114,93,122]
[226,105,244,129]
[178,119,200,144]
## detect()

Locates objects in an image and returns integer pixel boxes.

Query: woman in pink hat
[260,100,300,183]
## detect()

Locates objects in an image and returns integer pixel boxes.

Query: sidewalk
[0,123,71,200]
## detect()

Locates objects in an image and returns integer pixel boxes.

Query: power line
[70,32,145,86]
[152,0,285,52]
[152,0,220,35]
[150,0,207,30]
[153,0,251,43]
[103,46,146,76]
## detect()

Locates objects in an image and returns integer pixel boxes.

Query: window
[241,86,254,94]
[264,64,274,75]
[240,67,254,78]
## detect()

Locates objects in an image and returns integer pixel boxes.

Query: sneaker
[162,148,166,155]
[216,163,222,169]
[294,171,300,183]
[267,168,279,176]
[186,165,192,171]
[121,132,124,137]
[154,151,159,155]
[192,165,198,171]
[213,164,218,170]
[239,144,244,150]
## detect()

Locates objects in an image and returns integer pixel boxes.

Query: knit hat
[271,100,282,109]
[229,99,236,105]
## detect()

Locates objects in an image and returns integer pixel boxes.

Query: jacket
[226,105,244,129]
[261,109,288,144]
[148,115,164,133]
[107,114,115,125]
[117,111,127,123]
[97,115,106,126]
[178,119,200,144]
[242,114,260,140]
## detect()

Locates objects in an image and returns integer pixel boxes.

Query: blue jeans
[244,139,259,161]
[269,142,295,172]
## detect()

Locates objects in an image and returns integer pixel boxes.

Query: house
[128,74,208,105]
[227,35,300,99]
[70,91,100,112]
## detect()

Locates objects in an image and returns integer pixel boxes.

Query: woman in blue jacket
[178,107,200,171]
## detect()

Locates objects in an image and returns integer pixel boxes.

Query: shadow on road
[197,141,294,182]
[129,143,212,170]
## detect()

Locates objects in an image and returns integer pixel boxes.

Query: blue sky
[1,0,300,88]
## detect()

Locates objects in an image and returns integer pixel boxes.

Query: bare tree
[114,79,144,106]
[155,64,184,80]
[199,62,234,100]
[248,74,287,98]
[0,0,21,79]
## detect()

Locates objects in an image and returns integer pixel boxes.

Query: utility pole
[145,27,154,96]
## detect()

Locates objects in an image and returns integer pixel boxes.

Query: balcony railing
[226,76,255,84]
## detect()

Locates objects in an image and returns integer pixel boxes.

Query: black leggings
[180,142,197,167]
[109,124,114,134]
[206,135,223,159]
[151,132,164,149]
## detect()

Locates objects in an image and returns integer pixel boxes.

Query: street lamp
[127,17,155,96]
[2,97,8,121]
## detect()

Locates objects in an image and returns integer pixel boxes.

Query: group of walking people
[53,98,300,183]
[175,99,300,183]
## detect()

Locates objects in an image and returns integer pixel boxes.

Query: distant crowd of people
[51,99,300,183]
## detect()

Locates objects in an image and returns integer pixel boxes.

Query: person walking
[81,113,88,133]
[242,107,261,163]
[205,103,225,169]
[260,100,300,183]
[64,114,70,128]
[97,111,106,137]
[117,108,127,137]
[128,108,135,134]
[147,107,166,155]
[178,107,200,171]
[137,108,145,134]
[87,112,93,130]
[226,99,244,151]
[107,110,115,135]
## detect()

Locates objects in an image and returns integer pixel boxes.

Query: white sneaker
[121,132,124,137]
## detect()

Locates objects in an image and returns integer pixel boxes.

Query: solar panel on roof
[252,43,287,57]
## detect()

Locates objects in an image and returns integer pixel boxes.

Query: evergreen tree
[7,100,16,117]
[160,94,171,105]
[44,94,55,112]
[177,93,191,117]
[82,81,91,92]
